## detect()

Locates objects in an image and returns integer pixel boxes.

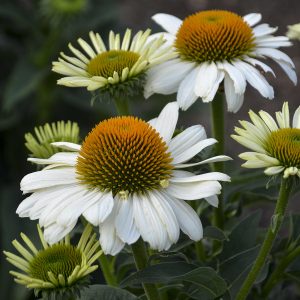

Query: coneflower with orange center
[145,10,297,113]
[17,102,231,255]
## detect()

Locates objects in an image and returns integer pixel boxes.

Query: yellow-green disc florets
[175,10,255,63]
[76,116,173,195]
[4,224,102,299]
[266,128,300,168]
[25,121,80,159]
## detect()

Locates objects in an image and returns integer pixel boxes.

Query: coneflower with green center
[232,102,300,178]
[3,224,102,300]
[52,29,175,102]
[25,121,80,159]
[145,10,297,113]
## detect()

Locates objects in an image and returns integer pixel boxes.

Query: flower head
[17,103,231,255]
[4,224,102,299]
[231,102,300,178]
[52,29,174,99]
[145,10,297,113]
[287,23,300,41]
[25,121,80,159]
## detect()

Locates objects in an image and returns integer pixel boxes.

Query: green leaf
[220,210,261,260]
[3,59,47,111]
[203,226,228,241]
[79,285,137,300]
[120,262,196,287]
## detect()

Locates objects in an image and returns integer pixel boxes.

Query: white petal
[293,106,300,128]
[255,48,295,67]
[264,166,285,176]
[205,195,219,208]
[169,125,206,158]
[165,197,203,241]
[166,180,222,200]
[234,61,274,99]
[99,207,125,255]
[28,152,78,167]
[194,62,218,99]
[51,142,81,151]
[83,192,114,226]
[224,74,245,113]
[115,197,140,244]
[150,191,180,243]
[175,155,232,169]
[152,13,182,35]
[170,172,230,183]
[144,59,195,98]
[149,102,178,144]
[172,138,217,165]
[177,67,199,110]
[253,24,277,37]
[43,221,77,244]
[259,111,279,131]
[221,61,246,94]
[243,13,262,26]
[244,57,275,77]
[21,168,77,193]
[133,193,169,251]
[275,60,297,85]
[203,70,224,102]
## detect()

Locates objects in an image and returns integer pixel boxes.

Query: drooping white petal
[21,168,77,193]
[274,60,297,85]
[150,191,180,243]
[255,48,295,67]
[51,142,81,151]
[99,207,125,255]
[243,13,262,27]
[165,197,203,241]
[166,180,222,200]
[234,61,274,99]
[171,138,217,165]
[177,67,199,110]
[83,192,114,226]
[170,172,230,183]
[203,70,225,102]
[144,59,195,98]
[115,196,140,244]
[43,221,77,245]
[221,61,246,94]
[152,13,182,35]
[194,62,218,100]
[224,74,245,113]
[133,193,169,251]
[169,125,206,158]
[205,195,219,208]
[244,57,275,77]
[149,102,178,144]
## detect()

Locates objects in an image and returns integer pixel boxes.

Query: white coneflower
[4,224,102,299]
[232,102,300,178]
[52,29,175,98]
[145,10,297,113]
[17,102,231,255]
[287,23,300,41]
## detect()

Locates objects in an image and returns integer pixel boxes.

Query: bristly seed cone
[175,10,255,63]
[76,117,173,195]
[266,128,300,168]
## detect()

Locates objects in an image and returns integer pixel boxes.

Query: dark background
[1,0,299,299]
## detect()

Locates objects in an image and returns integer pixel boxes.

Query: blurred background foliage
[1,0,300,299]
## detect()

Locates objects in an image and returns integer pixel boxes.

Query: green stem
[195,241,206,261]
[236,178,293,300]
[210,92,225,229]
[262,245,300,297]
[98,254,118,286]
[114,98,130,115]
[131,239,161,300]
[80,217,117,286]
